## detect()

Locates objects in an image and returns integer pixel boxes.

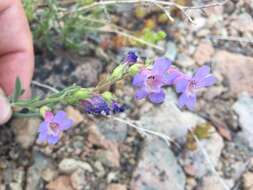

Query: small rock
[46,176,74,190]
[96,119,128,143]
[200,176,225,190]
[73,58,103,87]
[26,151,54,190]
[107,172,118,183]
[95,142,120,168]
[191,17,206,31]
[11,118,40,148]
[6,168,24,190]
[93,161,105,177]
[87,125,107,148]
[176,54,195,67]
[106,184,127,190]
[41,168,58,182]
[165,41,177,61]
[70,168,86,190]
[214,51,253,96]
[194,41,214,66]
[65,106,84,126]
[58,158,93,174]
[181,126,224,177]
[130,138,186,190]
[233,93,253,150]
[243,172,253,190]
[139,89,205,140]
[231,13,253,33]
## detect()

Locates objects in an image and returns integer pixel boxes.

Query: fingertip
[0,89,12,125]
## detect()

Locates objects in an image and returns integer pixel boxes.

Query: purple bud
[111,101,126,113]
[82,96,110,115]
[125,51,138,64]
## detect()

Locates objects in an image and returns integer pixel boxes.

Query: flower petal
[135,88,148,100]
[186,94,196,111]
[193,65,210,81]
[38,121,48,132]
[54,111,67,124]
[47,135,60,144]
[132,73,144,87]
[38,132,47,142]
[60,119,73,130]
[45,112,54,122]
[175,78,188,93]
[152,57,171,74]
[178,93,188,109]
[197,75,216,88]
[148,90,165,104]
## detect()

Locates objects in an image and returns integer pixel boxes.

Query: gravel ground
[1,0,253,190]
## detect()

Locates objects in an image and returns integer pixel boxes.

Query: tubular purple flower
[111,101,126,113]
[132,57,171,104]
[167,66,186,85]
[82,96,110,115]
[38,111,73,144]
[175,65,216,110]
[124,51,138,64]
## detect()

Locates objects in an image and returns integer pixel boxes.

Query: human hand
[0,0,34,125]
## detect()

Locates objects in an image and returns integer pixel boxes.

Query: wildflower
[125,51,138,64]
[111,101,125,113]
[132,57,171,104]
[175,65,216,110]
[38,111,73,144]
[167,66,185,85]
[82,96,110,115]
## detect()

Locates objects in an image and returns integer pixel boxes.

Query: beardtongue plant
[10,51,216,144]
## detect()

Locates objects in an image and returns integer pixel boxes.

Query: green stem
[13,112,41,118]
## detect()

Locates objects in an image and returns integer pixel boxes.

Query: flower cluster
[36,51,215,145]
[82,96,125,115]
[132,57,216,110]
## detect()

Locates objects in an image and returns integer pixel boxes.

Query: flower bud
[102,91,113,102]
[73,88,90,100]
[129,64,142,76]
[39,106,51,117]
[111,65,126,79]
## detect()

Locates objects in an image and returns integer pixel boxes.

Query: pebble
[106,184,127,190]
[58,158,93,174]
[243,172,253,190]
[233,93,253,150]
[214,51,253,96]
[12,118,41,149]
[46,176,74,190]
[130,138,186,190]
[194,41,214,66]
[65,106,84,126]
[70,168,86,190]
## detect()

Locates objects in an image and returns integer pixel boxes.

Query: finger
[0,88,12,125]
[0,0,34,98]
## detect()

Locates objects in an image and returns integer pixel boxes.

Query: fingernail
[0,90,12,125]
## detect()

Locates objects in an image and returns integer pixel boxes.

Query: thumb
[0,88,12,125]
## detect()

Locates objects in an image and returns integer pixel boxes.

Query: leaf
[12,77,25,102]
[194,123,212,139]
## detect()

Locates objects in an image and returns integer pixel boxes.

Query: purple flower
[38,111,73,144]
[132,57,171,104]
[82,96,110,115]
[175,65,216,110]
[111,101,126,113]
[124,51,138,64]
[167,66,185,85]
